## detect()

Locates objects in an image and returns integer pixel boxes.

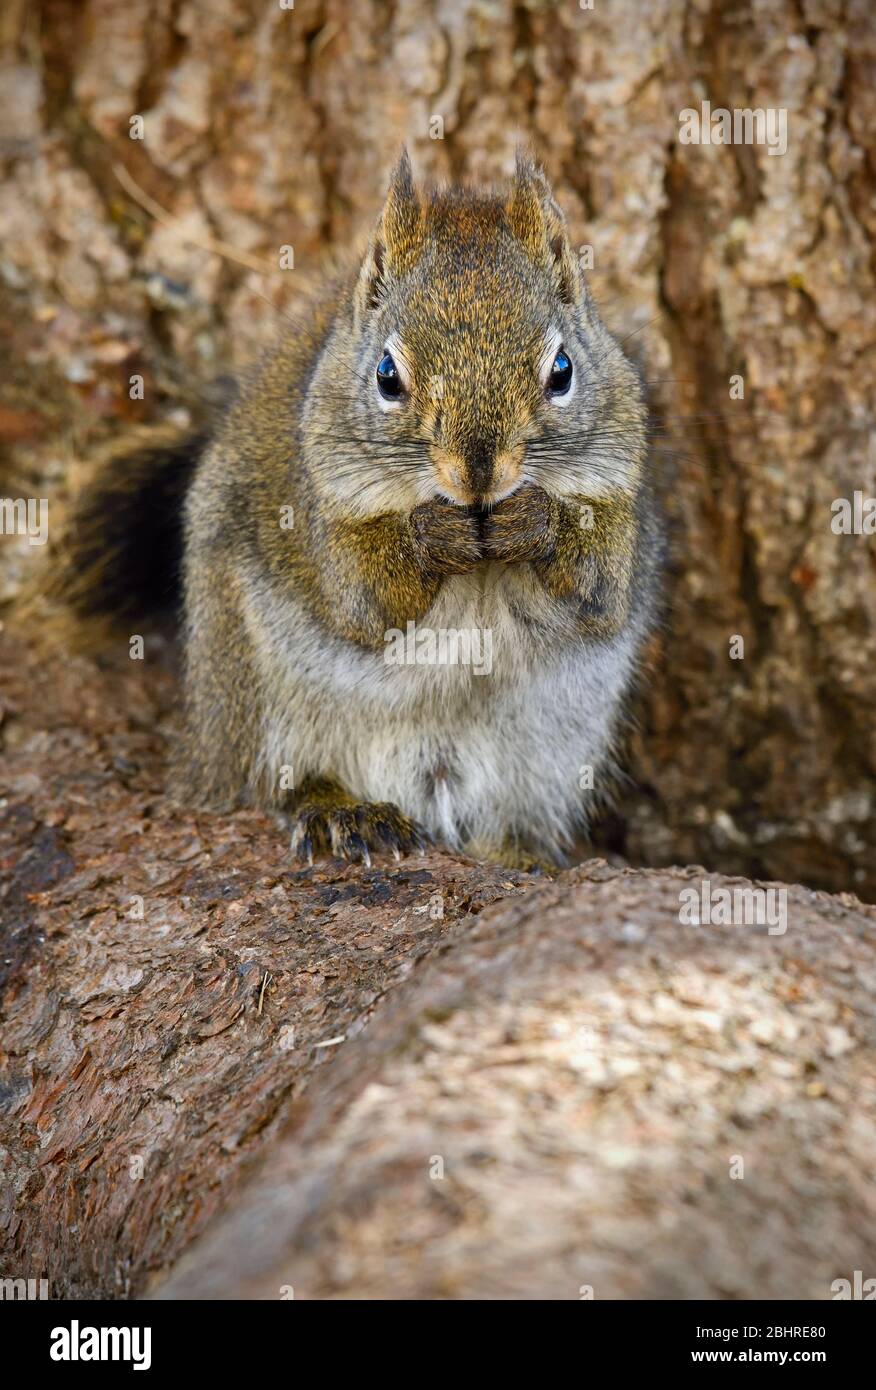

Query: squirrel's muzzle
[429,441,524,506]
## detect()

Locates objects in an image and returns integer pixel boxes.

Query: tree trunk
[1,0,875,1299]
[2,0,875,896]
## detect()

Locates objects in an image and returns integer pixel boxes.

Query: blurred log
[1,637,874,1299]
[157,862,876,1301]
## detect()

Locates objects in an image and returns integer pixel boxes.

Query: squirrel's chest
[336,617,634,854]
[360,567,550,710]
[410,564,556,678]
[253,565,636,852]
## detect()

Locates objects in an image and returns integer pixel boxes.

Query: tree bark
[1,635,875,1299]
[1,2,876,889]
[1,0,876,1300]
[1,0,875,896]
[157,864,876,1302]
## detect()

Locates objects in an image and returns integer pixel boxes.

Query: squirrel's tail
[29,423,211,647]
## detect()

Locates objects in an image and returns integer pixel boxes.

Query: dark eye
[547,348,573,396]
[376,351,404,400]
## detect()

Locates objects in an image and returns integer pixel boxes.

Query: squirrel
[42,151,662,869]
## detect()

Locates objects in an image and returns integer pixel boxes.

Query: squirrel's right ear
[506,150,582,305]
[355,148,424,316]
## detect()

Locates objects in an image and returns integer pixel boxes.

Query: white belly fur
[243,562,639,857]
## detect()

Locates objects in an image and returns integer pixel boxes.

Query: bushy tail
[34,423,211,644]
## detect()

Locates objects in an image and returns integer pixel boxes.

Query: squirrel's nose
[464,442,494,497]
[429,441,523,506]
[466,442,525,504]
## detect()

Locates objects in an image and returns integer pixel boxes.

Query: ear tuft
[506,148,581,305]
[387,148,416,216]
[355,147,424,315]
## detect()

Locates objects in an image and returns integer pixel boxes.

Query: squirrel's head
[308,149,646,514]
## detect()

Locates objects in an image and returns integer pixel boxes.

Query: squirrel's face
[309,152,646,515]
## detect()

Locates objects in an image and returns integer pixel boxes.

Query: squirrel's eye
[376,352,404,400]
[547,348,573,397]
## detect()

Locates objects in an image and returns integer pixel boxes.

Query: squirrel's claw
[288,818,314,865]
[344,834,372,868]
[288,797,431,867]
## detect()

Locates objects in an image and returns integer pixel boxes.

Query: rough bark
[1,0,875,895]
[1,0,876,895]
[0,635,540,1296]
[1,635,874,1300]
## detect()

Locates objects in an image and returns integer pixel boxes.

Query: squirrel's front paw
[482,484,556,565]
[410,499,483,579]
[289,799,432,867]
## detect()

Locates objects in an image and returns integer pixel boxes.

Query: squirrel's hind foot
[287,782,432,867]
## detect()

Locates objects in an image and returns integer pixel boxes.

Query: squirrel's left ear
[355,148,424,317]
[506,150,581,305]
